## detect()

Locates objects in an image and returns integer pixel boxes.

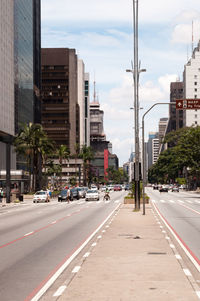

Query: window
[194,82,197,85]
[195,88,197,92]
[195,121,198,125]
[195,114,197,118]
[194,75,197,78]
[195,95,197,98]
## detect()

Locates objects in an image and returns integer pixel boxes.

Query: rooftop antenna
[192,20,194,55]
[93,71,97,103]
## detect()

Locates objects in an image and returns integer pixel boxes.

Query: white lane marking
[83,252,90,258]
[160,226,163,229]
[183,268,192,276]
[51,221,57,224]
[151,201,200,273]
[175,254,182,260]
[24,231,33,236]
[30,203,121,301]
[169,200,175,203]
[186,200,192,204]
[97,235,102,239]
[115,200,120,203]
[72,266,81,273]
[196,291,200,299]
[91,242,97,247]
[178,200,184,203]
[102,230,106,233]
[170,244,175,249]
[53,285,67,297]
[162,230,166,233]
[195,200,200,204]
[179,203,200,215]
[160,200,165,203]
[165,236,170,240]
[106,225,109,228]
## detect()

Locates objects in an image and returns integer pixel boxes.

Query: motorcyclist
[104,188,110,200]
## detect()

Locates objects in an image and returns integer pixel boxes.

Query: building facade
[41,48,79,154]
[169,81,184,131]
[183,41,200,126]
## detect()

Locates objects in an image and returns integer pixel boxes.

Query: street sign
[176,99,200,110]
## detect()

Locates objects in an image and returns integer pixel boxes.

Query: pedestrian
[0,189,2,202]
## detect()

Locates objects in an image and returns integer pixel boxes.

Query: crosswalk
[152,199,200,205]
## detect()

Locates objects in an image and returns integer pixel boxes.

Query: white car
[33,191,50,203]
[85,189,99,201]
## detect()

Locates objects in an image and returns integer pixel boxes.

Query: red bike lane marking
[0,207,87,249]
[152,201,200,267]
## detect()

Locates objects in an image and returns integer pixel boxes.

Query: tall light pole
[142,102,176,215]
[127,0,146,210]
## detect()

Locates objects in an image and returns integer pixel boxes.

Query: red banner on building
[104,149,109,180]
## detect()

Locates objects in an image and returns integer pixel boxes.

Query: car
[125,184,130,191]
[101,186,107,192]
[77,187,86,198]
[159,185,168,192]
[33,190,50,203]
[70,187,80,200]
[153,184,159,190]
[85,189,100,201]
[172,186,179,192]
[58,189,73,202]
[114,185,122,191]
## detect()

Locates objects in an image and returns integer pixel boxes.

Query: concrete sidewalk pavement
[58,204,199,301]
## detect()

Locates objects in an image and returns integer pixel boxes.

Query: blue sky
[41,0,200,166]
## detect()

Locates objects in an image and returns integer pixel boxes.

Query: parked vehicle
[33,191,50,203]
[70,187,80,200]
[58,189,73,202]
[77,187,86,198]
[85,189,99,201]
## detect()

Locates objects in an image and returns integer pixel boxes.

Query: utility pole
[142,102,176,215]
[127,0,146,210]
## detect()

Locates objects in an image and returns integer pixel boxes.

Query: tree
[55,145,70,188]
[148,126,200,187]
[79,145,94,186]
[14,123,53,192]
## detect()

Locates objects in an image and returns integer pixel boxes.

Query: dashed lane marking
[53,285,67,297]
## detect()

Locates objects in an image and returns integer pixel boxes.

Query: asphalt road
[146,187,200,273]
[0,191,125,301]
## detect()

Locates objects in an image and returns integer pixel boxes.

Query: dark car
[70,187,80,200]
[159,185,168,192]
[58,189,73,202]
[125,184,130,191]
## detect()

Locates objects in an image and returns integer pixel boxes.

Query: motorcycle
[103,192,110,201]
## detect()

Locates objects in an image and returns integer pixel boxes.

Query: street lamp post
[127,0,146,210]
[142,102,176,215]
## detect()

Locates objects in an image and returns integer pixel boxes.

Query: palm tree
[80,145,94,186]
[56,144,70,188]
[14,123,53,192]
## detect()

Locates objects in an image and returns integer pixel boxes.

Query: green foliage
[106,166,128,184]
[148,126,200,184]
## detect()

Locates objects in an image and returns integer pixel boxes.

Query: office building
[169,81,184,131]
[183,40,200,126]
[77,60,90,147]
[41,48,79,154]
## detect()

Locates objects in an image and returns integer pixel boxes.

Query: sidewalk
[59,204,199,301]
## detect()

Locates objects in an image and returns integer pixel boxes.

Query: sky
[41,0,200,166]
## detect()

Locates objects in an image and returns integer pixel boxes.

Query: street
[146,187,200,275]
[0,191,124,301]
